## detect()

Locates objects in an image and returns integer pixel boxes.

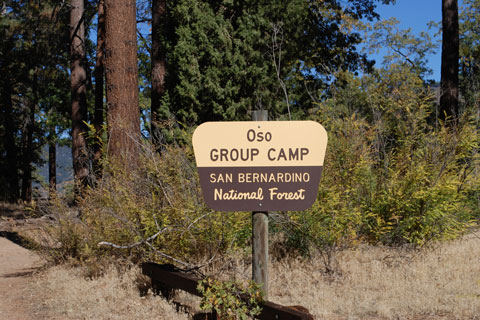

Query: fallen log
[142,262,314,320]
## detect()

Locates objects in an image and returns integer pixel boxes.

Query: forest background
[0,0,479,301]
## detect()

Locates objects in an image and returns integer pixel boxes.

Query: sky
[372,0,456,82]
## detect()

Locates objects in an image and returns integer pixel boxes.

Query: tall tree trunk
[70,0,89,190]
[49,141,56,199]
[21,127,32,202]
[151,0,167,146]
[104,0,140,163]
[440,0,459,123]
[1,80,19,202]
[21,76,37,202]
[93,0,105,178]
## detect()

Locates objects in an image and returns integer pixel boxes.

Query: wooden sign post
[192,115,328,301]
[251,110,269,299]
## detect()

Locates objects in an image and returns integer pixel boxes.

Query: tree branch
[97,227,168,249]
[271,23,291,120]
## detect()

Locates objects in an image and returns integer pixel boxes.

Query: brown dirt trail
[0,236,42,320]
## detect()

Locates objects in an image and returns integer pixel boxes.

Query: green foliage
[308,65,478,247]
[364,17,438,77]
[460,0,480,112]
[197,278,263,320]
[61,140,251,264]
[154,0,384,127]
[271,62,479,263]
[0,1,71,201]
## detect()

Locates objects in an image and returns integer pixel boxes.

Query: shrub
[68,141,251,266]
[197,278,263,320]
[273,65,479,263]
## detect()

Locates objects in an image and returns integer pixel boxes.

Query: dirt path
[0,235,43,320]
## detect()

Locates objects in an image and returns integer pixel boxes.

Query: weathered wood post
[251,109,269,300]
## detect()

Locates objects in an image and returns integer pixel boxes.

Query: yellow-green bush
[72,141,251,266]
[280,65,480,253]
[197,278,263,319]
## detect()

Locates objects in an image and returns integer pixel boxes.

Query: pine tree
[459,0,480,112]
[1,1,71,201]
[70,0,90,188]
[154,0,386,128]
[151,0,167,146]
[1,75,19,202]
[440,0,459,123]
[93,0,105,177]
[104,0,140,163]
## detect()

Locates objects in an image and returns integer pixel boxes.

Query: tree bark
[104,0,140,163]
[21,77,37,202]
[1,80,19,202]
[49,142,56,198]
[21,130,32,202]
[93,0,105,177]
[151,0,167,146]
[70,0,90,189]
[440,0,459,123]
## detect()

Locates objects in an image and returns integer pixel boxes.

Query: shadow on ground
[0,231,28,248]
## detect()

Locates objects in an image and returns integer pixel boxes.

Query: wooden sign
[192,121,328,211]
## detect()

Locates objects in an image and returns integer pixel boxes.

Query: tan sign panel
[193,121,327,167]
[192,121,328,211]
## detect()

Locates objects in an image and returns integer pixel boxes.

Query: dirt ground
[0,235,43,320]
[0,203,45,319]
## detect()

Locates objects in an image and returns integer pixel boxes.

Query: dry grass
[28,230,480,319]
[267,230,480,320]
[30,265,189,319]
